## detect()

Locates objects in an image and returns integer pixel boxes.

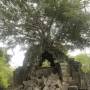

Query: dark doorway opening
[39,51,55,67]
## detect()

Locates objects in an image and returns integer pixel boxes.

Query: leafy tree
[75,53,90,73]
[0,0,90,65]
[0,49,13,88]
[0,0,90,48]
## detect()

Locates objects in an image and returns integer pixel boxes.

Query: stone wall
[12,61,82,90]
[13,66,63,90]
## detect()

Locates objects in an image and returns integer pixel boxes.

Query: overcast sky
[8,45,25,69]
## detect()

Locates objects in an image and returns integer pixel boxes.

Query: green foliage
[42,59,50,67]
[0,0,89,49]
[0,0,90,65]
[0,49,13,88]
[75,54,90,73]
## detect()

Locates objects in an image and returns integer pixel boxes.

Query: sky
[8,45,25,69]
[0,43,25,69]
[68,48,90,56]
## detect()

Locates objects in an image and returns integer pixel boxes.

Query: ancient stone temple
[11,50,88,90]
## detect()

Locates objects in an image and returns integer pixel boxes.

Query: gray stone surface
[11,61,83,90]
[13,74,63,90]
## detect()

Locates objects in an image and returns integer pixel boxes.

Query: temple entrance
[39,50,55,67]
[39,50,62,81]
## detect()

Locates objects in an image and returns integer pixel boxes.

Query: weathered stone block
[68,86,78,90]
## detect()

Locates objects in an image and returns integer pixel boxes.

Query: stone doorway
[39,51,55,67]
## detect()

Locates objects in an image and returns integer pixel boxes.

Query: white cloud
[8,45,25,69]
[68,47,90,57]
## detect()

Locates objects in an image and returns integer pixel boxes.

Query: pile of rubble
[11,61,81,90]
[14,73,63,90]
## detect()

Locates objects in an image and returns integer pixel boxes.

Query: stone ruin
[11,50,89,90]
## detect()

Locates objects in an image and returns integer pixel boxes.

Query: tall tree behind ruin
[0,0,90,64]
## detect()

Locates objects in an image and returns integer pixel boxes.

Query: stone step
[68,86,78,90]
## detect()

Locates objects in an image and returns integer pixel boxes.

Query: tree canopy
[0,0,90,66]
[0,0,90,49]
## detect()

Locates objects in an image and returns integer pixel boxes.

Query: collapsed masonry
[11,51,89,90]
